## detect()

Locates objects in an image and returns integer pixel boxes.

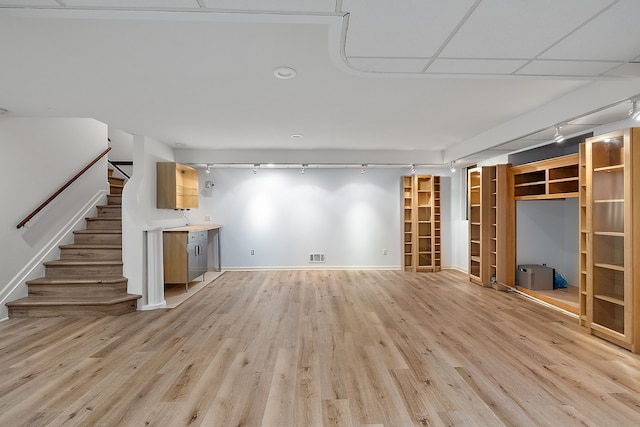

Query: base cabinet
[163,230,208,291]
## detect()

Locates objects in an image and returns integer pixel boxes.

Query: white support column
[141,227,165,310]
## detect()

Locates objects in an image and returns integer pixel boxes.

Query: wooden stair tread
[44,260,123,266]
[7,294,141,307]
[59,244,122,249]
[27,276,128,285]
[74,229,122,234]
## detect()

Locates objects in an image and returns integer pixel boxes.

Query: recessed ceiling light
[175,142,187,147]
[290,134,303,139]
[273,66,297,80]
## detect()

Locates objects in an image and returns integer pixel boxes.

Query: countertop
[164,224,221,232]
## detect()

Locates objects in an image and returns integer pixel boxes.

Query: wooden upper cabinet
[510,153,579,200]
[157,162,199,209]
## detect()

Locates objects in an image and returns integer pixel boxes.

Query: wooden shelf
[593,164,624,172]
[594,262,625,271]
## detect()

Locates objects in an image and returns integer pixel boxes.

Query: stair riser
[108,177,125,186]
[110,186,123,195]
[86,220,122,230]
[46,265,123,277]
[74,233,122,244]
[28,283,129,297]
[107,195,121,205]
[97,206,121,218]
[8,300,137,318]
[59,248,122,260]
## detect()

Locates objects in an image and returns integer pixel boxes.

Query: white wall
[107,126,134,178]
[516,199,579,286]
[0,118,108,319]
[187,167,456,269]
[447,167,469,271]
[122,135,185,308]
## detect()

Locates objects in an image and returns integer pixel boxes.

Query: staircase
[7,170,141,318]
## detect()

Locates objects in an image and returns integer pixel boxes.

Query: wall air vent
[309,253,326,263]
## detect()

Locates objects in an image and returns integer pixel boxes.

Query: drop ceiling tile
[569,103,631,125]
[497,138,549,152]
[0,0,59,5]
[603,63,640,78]
[64,0,199,7]
[342,0,476,57]
[347,57,429,73]
[540,0,640,61]
[202,0,336,13]
[516,60,622,76]
[441,0,614,59]
[427,59,527,75]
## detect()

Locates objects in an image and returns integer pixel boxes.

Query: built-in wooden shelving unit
[468,165,514,289]
[579,143,588,326]
[402,175,441,272]
[581,128,640,353]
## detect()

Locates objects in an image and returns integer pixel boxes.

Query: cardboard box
[517,264,554,290]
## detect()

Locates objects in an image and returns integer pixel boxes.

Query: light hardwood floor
[1,269,640,426]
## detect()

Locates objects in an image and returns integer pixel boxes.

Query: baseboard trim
[223,266,403,272]
[141,301,167,311]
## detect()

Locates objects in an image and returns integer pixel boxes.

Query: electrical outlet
[383,248,387,255]
[204,215,211,221]
[250,249,255,255]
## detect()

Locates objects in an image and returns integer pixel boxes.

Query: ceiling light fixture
[253,164,259,174]
[553,126,565,143]
[0,107,8,115]
[449,161,456,173]
[301,164,307,174]
[290,134,303,139]
[273,66,297,80]
[361,164,367,174]
[205,164,211,174]
[410,164,416,175]
[630,101,640,121]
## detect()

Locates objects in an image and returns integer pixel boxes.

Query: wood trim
[17,147,112,229]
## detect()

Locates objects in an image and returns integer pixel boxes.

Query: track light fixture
[253,164,259,174]
[205,164,211,174]
[410,164,416,175]
[553,126,565,143]
[361,164,367,174]
[449,161,456,173]
[301,164,307,174]
[630,101,640,121]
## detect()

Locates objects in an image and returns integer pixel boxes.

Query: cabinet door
[187,241,200,282]
[163,232,188,284]
[198,235,208,277]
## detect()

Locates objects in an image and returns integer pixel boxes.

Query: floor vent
[309,253,326,263]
